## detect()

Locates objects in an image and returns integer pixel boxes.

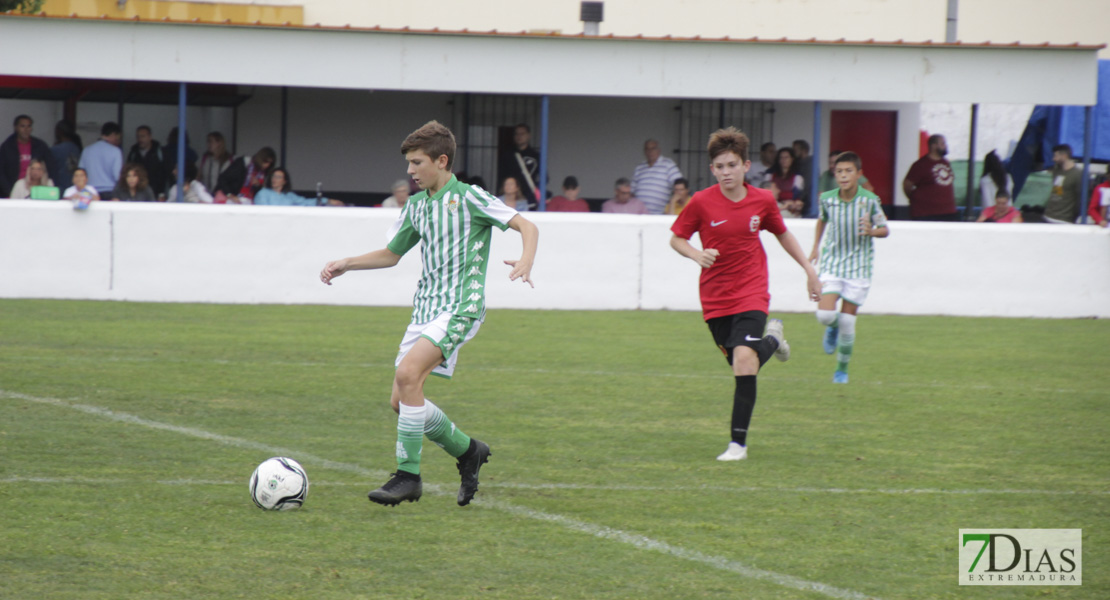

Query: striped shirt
[386,175,518,324]
[631,156,682,215]
[817,187,887,280]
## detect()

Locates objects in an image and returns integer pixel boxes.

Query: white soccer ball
[249,457,309,511]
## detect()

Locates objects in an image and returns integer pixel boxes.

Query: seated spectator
[819,150,874,194]
[162,127,199,191]
[499,176,529,211]
[979,150,1014,210]
[254,167,315,206]
[769,147,805,218]
[546,176,589,212]
[8,158,54,200]
[126,125,166,196]
[663,178,692,215]
[381,179,410,208]
[166,162,213,204]
[976,190,1022,223]
[63,167,99,210]
[1044,144,1082,224]
[78,122,123,196]
[110,163,156,202]
[50,119,83,192]
[1,114,53,198]
[601,177,647,214]
[1088,178,1110,228]
[198,131,234,193]
[215,147,276,204]
[746,142,776,187]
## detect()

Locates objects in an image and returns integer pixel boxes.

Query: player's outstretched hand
[695,248,720,269]
[808,249,819,264]
[320,259,349,285]
[504,259,534,288]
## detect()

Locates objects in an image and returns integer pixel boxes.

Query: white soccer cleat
[765,318,790,362]
[716,442,748,461]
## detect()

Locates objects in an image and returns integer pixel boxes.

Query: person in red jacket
[1087,180,1109,227]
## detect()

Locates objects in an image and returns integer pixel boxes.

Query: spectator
[1,114,53,198]
[631,138,683,215]
[979,151,1014,210]
[50,119,83,192]
[254,167,315,206]
[1043,144,1083,224]
[769,147,805,218]
[8,158,54,200]
[78,122,124,196]
[601,177,647,214]
[793,139,814,205]
[902,134,958,221]
[162,127,199,192]
[1087,178,1109,227]
[819,150,875,195]
[110,163,156,202]
[546,176,590,212]
[126,125,166,196]
[198,131,234,193]
[63,167,99,209]
[746,142,776,187]
[498,176,529,212]
[498,123,540,208]
[976,190,1022,223]
[663,178,692,215]
[166,161,213,204]
[381,179,410,208]
[215,147,276,204]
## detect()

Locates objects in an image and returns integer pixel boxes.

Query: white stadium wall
[2,201,1107,318]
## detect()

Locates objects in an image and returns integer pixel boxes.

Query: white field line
[2,389,876,600]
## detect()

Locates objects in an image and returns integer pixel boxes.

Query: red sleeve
[759,190,787,235]
[670,193,702,239]
[1089,184,1107,223]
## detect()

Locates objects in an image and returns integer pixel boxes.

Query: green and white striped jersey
[387,175,518,324]
[817,187,887,279]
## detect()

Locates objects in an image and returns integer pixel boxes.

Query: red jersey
[671,183,786,320]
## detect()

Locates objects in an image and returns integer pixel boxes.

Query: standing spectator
[976,190,1022,223]
[902,134,958,221]
[978,151,1014,210]
[663,178,692,215]
[1087,178,1110,228]
[819,150,874,195]
[166,162,213,204]
[1044,144,1083,224]
[78,122,124,196]
[198,131,234,193]
[746,142,776,187]
[50,119,83,192]
[215,147,276,204]
[381,179,410,208]
[8,158,54,199]
[601,177,647,214]
[110,163,156,202]
[546,176,590,212]
[1,115,53,198]
[631,138,682,215]
[498,176,529,212]
[254,167,314,206]
[498,123,540,208]
[127,125,166,196]
[793,139,814,208]
[162,127,199,192]
[768,148,805,218]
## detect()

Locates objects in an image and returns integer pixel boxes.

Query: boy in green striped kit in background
[808,152,889,384]
[320,121,539,506]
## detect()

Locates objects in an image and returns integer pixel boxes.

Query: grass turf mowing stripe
[2,389,877,600]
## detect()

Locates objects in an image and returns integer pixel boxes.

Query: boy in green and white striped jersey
[808,152,889,384]
[321,121,539,506]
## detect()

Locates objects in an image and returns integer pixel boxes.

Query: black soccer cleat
[456,438,491,506]
[367,471,422,506]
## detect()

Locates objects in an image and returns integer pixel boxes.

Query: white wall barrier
[1,201,1107,318]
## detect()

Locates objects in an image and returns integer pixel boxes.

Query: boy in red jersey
[670,127,821,461]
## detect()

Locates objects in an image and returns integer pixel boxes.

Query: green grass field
[1,300,1106,599]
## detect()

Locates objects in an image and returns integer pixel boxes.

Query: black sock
[755,337,779,367]
[731,375,757,445]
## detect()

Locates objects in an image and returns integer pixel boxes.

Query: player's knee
[394,363,424,390]
[816,309,838,326]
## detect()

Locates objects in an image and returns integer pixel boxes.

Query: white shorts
[819,275,872,307]
[396,311,482,379]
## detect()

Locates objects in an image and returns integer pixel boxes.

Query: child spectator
[111,163,156,202]
[166,162,213,204]
[976,190,1022,223]
[64,167,99,210]
[546,176,590,212]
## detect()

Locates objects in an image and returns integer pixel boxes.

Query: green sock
[396,403,425,475]
[423,399,471,458]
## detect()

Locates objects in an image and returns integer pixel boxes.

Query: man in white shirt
[631,139,682,215]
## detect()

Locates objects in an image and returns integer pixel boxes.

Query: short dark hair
[562,176,579,190]
[515,123,531,133]
[793,139,810,153]
[253,147,277,168]
[615,177,631,188]
[13,114,31,127]
[707,127,750,162]
[673,177,689,189]
[834,151,862,170]
[401,120,456,170]
[1052,144,1073,158]
[760,142,776,152]
[136,125,152,135]
[927,134,945,146]
[995,189,1011,199]
[266,167,292,193]
[101,122,122,136]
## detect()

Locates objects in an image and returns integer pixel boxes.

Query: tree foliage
[0,0,46,13]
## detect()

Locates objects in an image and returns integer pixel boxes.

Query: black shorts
[707,310,767,365]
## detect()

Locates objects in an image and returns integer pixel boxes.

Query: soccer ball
[249,457,309,511]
